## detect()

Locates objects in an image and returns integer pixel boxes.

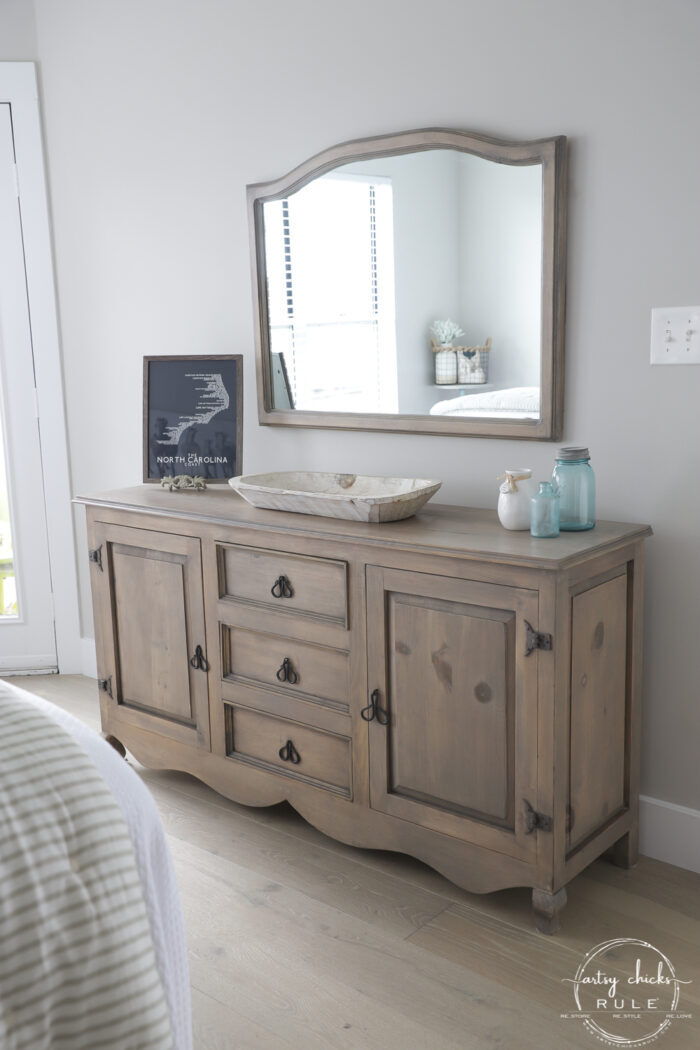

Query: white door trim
[0,63,81,673]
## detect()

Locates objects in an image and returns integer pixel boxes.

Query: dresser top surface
[75,486,652,570]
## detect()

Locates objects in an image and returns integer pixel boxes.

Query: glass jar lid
[556,446,590,461]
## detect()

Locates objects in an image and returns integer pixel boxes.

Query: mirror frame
[248,128,567,440]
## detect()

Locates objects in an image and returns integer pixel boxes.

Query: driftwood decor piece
[160,475,207,492]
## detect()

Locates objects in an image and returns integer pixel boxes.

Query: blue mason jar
[530,481,560,538]
[551,447,595,531]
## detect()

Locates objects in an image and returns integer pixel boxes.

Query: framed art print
[143,355,243,482]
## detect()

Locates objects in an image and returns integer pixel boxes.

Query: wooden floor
[12,675,700,1050]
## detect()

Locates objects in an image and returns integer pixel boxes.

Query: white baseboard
[640,795,700,874]
[0,655,58,672]
[0,654,58,674]
[81,636,97,678]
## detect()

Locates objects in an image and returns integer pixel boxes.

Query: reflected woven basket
[455,337,492,384]
[433,346,457,384]
[432,337,491,385]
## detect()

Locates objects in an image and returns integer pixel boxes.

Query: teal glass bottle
[530,481,560,538]
[552,447,596,531]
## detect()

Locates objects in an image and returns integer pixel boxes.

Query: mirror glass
[249,130,566,439]
[264,151,542,420]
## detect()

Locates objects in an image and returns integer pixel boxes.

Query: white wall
[29,0,700,814]
[343,151,462,413]
[344,150,542,409]
[458,154,542,389]
[0,0,37,60]
[388,151,461,413]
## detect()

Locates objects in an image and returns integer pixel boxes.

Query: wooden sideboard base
[111,716,540,898]
[607,831,639,870]
[101,732,127,759]
[532,887,568,935]
[107,712,639,932]
[80,487,651,932]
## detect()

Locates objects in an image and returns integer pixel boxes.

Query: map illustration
[159,372,230,445]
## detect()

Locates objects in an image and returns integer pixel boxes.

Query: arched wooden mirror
[248,128,567,440]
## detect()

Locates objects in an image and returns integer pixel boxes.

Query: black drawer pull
[361,688,390,725]
[278,739,301,764]
[271,575,294,599]
[190,645,209,672]
[275,656,299,684]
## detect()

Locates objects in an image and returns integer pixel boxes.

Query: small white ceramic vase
[497,469,537,530]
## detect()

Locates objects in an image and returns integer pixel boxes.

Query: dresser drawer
[218,544,348,627]
[221,625,349,712]
[224,703,351,796]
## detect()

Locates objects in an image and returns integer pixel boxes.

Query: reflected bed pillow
[430,386,540,418]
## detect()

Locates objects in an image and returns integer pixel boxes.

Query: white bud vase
[497,469,537,530]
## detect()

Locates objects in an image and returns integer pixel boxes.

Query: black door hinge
[525,620,552,656]
[98,675,113,699]
[89,545,103,571]
[524,799,553,833]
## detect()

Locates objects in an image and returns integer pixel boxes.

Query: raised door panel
[366,566,539,862]
[568,572,628,850]
[388,593,514,823]
[90,522,210,748]
[112,549,192,721]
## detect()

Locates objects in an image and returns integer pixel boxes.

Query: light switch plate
[650,306,700,364]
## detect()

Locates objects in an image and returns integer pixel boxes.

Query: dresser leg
[102,732,127,759]
[608,830,639,869]
[532,887,567,934]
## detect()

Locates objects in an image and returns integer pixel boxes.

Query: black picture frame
[143,355,243,483]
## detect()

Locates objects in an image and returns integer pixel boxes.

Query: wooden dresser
[76,486,651,932]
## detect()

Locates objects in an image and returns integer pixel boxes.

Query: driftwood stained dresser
[76,486,652,932]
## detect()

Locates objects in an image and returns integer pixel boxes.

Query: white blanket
[0,682,192,1050]
[430,385,540,418]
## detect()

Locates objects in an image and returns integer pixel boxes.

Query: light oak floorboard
[191,986,294,1050]
[13,675,700,1050]
[172,833,587,1050]
[146,780,447,939]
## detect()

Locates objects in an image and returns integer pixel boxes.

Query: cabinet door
[366,566,539,861]
[90,522,210,748]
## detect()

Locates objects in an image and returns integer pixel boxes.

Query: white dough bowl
[229,471,442,523]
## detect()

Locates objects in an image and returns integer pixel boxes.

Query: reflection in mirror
[249,129,566,439]
[264,172,398,413]
[264,151,542,420]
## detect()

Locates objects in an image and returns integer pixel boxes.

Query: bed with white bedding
[0,681,192,1050]
[430,385,540,419]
